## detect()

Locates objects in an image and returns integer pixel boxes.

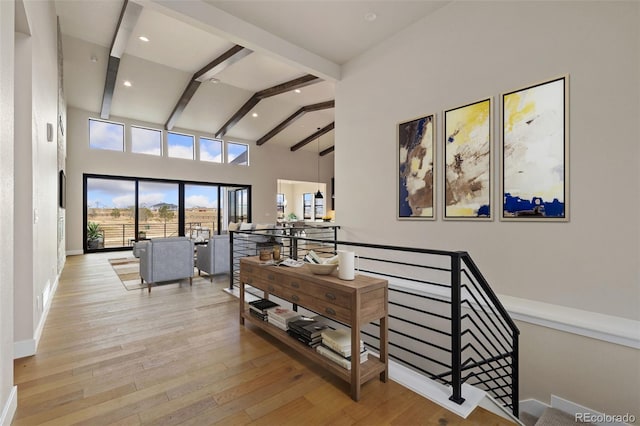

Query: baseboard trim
[14,274,60,359]
[66,249,83,256]
[0,386,17,426]
[13,338,36,359]
[388,358,485,419]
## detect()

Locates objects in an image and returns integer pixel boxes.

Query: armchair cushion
[196,234,230,280]
[139,237,194,292]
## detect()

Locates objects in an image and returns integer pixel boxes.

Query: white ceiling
[55,0,448,153]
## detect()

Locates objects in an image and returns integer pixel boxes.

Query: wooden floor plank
[12,252,515,425]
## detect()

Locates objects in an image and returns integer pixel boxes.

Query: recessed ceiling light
[90,55,98,63]
[208,77,220,84]
[252,113,258,118]
[138,36,149,42]
[123,80,132,87]
[294,89,301,94]
[364,12,377,22]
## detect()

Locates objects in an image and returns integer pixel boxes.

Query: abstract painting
[501,75,569,221]
[398,114,435,220]
[444,98,492,220]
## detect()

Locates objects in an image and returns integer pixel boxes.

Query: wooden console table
[239,256,388,401]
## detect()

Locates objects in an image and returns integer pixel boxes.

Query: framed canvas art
[444,98,492,220]
[500,75,569,221]
[398,114,435,220]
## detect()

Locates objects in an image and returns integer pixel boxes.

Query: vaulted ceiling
[55,0,448,154]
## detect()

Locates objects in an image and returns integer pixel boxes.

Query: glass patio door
[137,181,179,239]
[184,184,219,239]
[85,177,136,251]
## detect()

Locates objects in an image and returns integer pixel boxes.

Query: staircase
[522,407,594,426]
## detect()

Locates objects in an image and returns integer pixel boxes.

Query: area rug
[109,257,201,291]
[108,257,146,290]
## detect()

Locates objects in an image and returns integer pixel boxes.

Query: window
[303,193,313,220]
[314,197,324,219]
[227,142,249,165]
[200,137,223,163]
[131,126,162,156]
[276,193,285,219]
[89,119,124,151]
[167,132,194,160]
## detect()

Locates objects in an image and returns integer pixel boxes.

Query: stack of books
[287,316,329,347]
[266,307,301,331]
[317,328,368,370]
[248,299,279,321]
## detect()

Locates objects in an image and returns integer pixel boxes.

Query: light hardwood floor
[13,253,514,425]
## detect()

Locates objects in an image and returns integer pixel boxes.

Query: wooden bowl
[306,263,338,275]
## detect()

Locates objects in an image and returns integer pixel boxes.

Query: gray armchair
[195,234,230,281]
[139,237,194,293]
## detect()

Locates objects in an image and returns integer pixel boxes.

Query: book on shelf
[249,298,279,314]
[316,345,369,370]
[288,316,329,340]
[266,307,301,325]
[249,310,268,321]
[267,316,288,331]
[287,329,322,347]
[321,328,364,357]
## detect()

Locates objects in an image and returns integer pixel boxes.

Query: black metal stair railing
[229,225,520,417]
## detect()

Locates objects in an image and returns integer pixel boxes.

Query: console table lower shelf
[239,256,389,401]
[241,309,387,388]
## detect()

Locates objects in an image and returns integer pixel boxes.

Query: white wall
[0,0,15,423]
[65,107,334,253]
[335,0,639,416]
[12,0,61,358]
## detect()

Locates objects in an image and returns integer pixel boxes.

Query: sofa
[195,234,230,281]
[138,237,194,293]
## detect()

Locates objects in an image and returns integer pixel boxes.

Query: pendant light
[315,129,323,200]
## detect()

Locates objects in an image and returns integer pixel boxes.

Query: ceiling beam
[215,74,321,138]
[193,44,251,81]
[100,0,142,119]
[256,100,334,146]
[164,80,201,130]
[100,56,120,119]
[320,146,335,156]
[255,74,319,99]
[290,122,334,152]
[165,44,251,130]
[215,95,260,139]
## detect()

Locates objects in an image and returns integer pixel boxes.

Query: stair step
[535,407,594,426]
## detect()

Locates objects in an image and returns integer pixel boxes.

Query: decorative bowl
[306,263,338,275]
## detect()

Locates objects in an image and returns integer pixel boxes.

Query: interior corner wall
[65,107,334,253]
[0,0,15,423]
[334,0,639,415]
[12,0,60,358]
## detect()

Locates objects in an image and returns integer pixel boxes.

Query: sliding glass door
[84,174,250,252]
[86,177,136,250]
[184,184,219,238]
[137,181,179,239]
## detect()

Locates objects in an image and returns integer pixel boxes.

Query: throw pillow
[228,222,239,231]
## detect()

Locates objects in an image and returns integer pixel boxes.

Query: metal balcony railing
[230,225,519,417]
